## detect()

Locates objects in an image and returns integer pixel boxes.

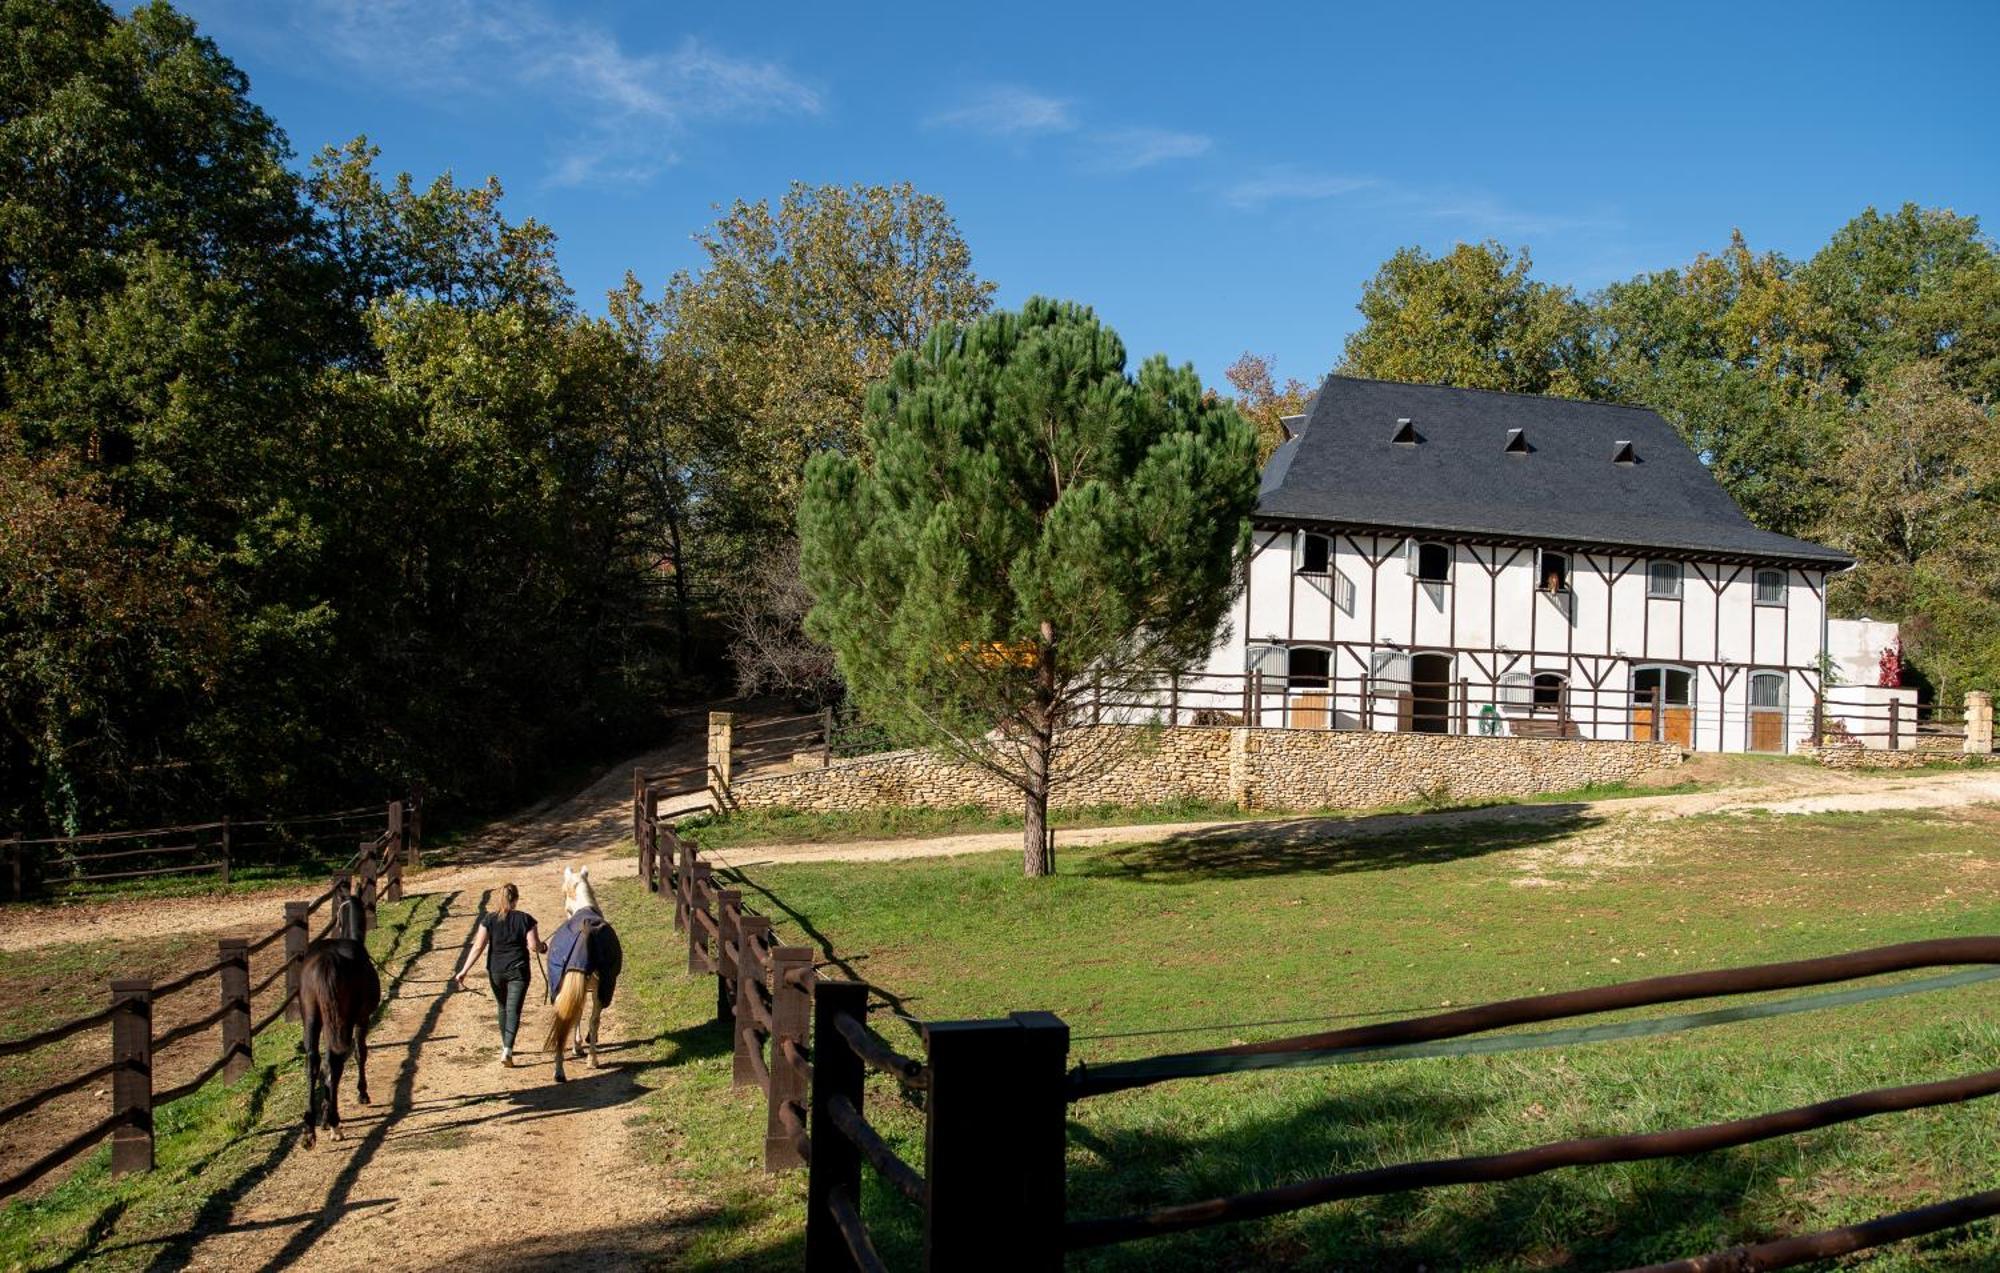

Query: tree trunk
[1022,752,1052,877]
[1023,620,1058,877]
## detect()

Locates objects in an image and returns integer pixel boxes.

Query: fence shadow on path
[1060,1076,1857,1271]
[1074,806,1603,883]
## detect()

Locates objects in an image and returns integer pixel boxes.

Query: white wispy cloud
[1088,127,1212,173]
[1224,165,1621,238]
[928,85,1078,138]
[1224,166,1379,208]
[283,0,821,186]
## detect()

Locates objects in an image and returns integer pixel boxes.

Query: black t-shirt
[481,909,536,979]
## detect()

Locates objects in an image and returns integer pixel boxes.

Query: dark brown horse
[299,897,381,1148]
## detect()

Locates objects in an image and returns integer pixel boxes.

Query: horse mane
[566,866,600,916]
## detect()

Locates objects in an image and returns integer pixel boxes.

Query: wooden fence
[5,791,423,901]
[635,777,2000,1270]
[0,798,418,1200]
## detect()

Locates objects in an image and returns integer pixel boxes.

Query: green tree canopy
[1339,242,1597,397]
[799,299,1260,876]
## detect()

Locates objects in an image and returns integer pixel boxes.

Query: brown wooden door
[1292,692,1330,729]
[1632,690,1657,742]
[1749,710,1785,753]
[1663,707,1694,747]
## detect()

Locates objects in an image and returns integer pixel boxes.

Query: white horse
[542,865,620,1081]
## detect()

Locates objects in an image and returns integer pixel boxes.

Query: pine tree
[799,299,1259,876]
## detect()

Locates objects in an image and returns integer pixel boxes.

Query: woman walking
[453,883,545,1066]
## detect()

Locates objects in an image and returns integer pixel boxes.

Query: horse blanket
[546,906,622,1008]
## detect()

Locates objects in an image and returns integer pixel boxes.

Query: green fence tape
[1072,963,2000,1092]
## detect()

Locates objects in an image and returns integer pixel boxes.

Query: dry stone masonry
[724,725,1682,815]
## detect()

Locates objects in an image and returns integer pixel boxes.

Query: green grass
[676,775,1710,852]
[607,802,2000,1271]
[0,892,453,1272]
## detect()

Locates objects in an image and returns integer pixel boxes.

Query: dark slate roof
[1256,376,1854,567]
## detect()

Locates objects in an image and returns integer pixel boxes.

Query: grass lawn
[0,893,452,1272]
[607,801,2000,1271]
[673,772,1712,852]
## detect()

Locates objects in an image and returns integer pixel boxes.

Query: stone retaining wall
[1797,742,1993,770]
[727,726,1682,815]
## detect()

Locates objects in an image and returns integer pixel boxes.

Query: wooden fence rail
[638,777,2000,1270]
[0,797,417,1200]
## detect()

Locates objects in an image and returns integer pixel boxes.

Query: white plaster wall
[1201,528,1829,753]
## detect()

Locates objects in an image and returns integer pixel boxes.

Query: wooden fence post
[688,862,713,975]
[1890,698,1902,751]
[387,799,409,876]
[716,889,741,1029]
[805,980,868,1273]
[822,707,835,768]
[5,837,19,902]
[218,816,232,887]
[408,784,423,867]
[385,838,403,904]
[675,837,694,933]
[110,978,153,1175]
[219,937,251,1083]
[922,1012,1068,1271]
[284,902,309,1021]
[632,767,645,848]
[766,946,814,1172]
[1169,672,1180,727]
[735,914,772,1088]
[358,840,378,932]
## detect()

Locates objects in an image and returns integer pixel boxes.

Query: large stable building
[1202,377,1856,753]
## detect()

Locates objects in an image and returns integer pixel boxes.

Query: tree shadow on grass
[1074,806,1602,883]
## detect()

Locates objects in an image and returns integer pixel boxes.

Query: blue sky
[182,0,1999,389]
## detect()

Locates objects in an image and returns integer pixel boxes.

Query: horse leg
[354,1021,371,1106]
[584,977,600,1068]
[302,1006,323,1150]
[324,1033,349,1141]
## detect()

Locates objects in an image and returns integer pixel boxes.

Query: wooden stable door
[1662,707,1694,747]
[1748,711,1785,753]
[1290,692,1330,729]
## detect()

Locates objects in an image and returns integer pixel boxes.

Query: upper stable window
[1754,568,1786,606]
[1539,550,1570,594]
[1532,672,1567,710]
[1287,646,1331,691]
[1297,533,1331,575]
[1647,559,1684,599]
[1408,540,1452,583]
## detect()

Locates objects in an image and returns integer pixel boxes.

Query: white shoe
[500,1047,513,1067]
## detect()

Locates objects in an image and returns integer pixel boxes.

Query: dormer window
[1648,560,1684,599]
[1539,550,1570,594]
[1390,418,1420,445]
[1297,533,1331,575]
[1408,540,1451,583]
[1754,568,1786,606]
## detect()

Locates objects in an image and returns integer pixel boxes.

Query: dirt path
[705,764,2000,869]
[162,731,714,1271]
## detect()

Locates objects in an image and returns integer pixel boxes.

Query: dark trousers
[489,970,528,1049]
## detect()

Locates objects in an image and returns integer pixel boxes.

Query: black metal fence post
[283,901,309,1020]
[220,937,251,1082]
[922,1012,1067,1271]
[805,979,868,1273]
[110,978,153,1175]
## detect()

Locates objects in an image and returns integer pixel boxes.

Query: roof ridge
[1319,373,1664,415]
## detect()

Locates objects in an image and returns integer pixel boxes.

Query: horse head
[562,863,599,917]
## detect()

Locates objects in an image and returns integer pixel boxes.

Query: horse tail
[543,969,586,1055]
